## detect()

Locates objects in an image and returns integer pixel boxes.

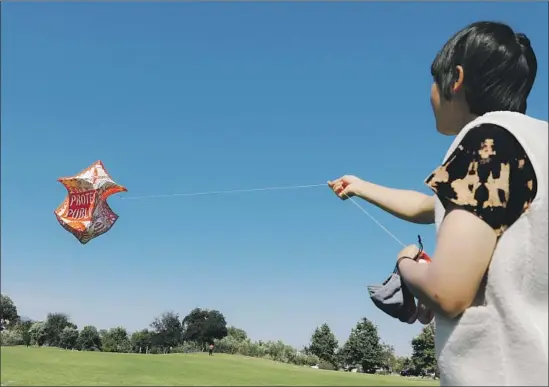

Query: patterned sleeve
[425,124,537,237]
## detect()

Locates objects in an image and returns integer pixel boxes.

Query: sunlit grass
[1,346,438,386]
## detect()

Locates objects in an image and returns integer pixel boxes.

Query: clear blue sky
[2,2,547,356]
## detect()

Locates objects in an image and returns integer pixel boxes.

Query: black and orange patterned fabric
[425,124,538,237]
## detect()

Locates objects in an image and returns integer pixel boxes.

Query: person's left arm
[397,124,537,319]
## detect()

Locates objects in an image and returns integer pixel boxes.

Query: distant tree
[227,326,247,342]
[334,347,345,369]
[411,322,437,376]
[29,321,48,346]
[379,343,397,372]
[131,329,154,354]
[13,320,33,347]
[182,308,228,348]
[340,317,384,373]
[261,340,296,363]
[44,313,75,346]
[308,323,338,368]
[0,329,24,346]
[58,327,79,349]
[101,326,131,353]
[214,335,243,355]
[76,325,102,351]
[392,355,408,374]
[0,294,19,330]
[150,311,183,352]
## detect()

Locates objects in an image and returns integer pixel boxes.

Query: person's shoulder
[468,112,548,138]
[427,120,538,236]
[462,122,511,141]
[457,122,528,159]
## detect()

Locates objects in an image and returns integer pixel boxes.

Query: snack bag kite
[54,160,127,244]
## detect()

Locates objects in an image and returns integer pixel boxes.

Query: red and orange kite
[54,161,127,244]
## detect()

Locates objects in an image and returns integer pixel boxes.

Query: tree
[182,308,228,348]
[227,326,247,342]
[101,326,131,353]
[14,320,34,347]
[150,311,183,352]
[44,313,75,347]
[0,294,19,330]
[340,317,384,373]
[308,323,338,368]
[335,347,346,369]
[411,322,437,377]
[131,329,153,354]
[99,329,109,339]
[393,356,410,374]
[379,343,397,372]
[58,327,79,349]
[76,325,102,351]
[395,356,415,375]
[29,321,48,346]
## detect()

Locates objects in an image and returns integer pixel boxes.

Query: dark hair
[431,21,537,115]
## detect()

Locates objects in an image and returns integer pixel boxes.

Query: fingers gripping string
[120,182,405,247]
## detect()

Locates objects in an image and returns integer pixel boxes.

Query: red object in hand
[418,251,432,263]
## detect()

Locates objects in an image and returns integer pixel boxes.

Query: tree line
[0,293,437,377]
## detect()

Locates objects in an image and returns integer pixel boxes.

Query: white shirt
[433,112,548,386]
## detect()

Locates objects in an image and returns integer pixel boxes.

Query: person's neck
[453,113,479,135]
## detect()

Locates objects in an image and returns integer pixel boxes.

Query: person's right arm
[328,176,435,224]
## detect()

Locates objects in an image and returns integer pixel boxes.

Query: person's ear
[452,65,464,93]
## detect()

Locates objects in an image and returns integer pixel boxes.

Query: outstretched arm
[328,176,435,224]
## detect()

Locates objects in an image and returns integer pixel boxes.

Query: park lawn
[1,346,438,386]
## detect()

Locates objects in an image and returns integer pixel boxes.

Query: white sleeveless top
[433,112,548,386]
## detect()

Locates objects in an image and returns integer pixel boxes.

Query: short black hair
[431,21,537,115]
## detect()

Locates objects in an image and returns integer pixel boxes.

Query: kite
[54,160,127,244]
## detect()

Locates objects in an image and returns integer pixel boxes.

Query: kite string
[346,196,406,247]
[119,182,405,247]
[119,183,327,200]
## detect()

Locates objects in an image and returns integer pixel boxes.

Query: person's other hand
[398,244,435,324]
[327,175,366,200]
[397,244,421,263]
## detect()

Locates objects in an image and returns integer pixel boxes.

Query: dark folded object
[367,236,425,323]
[367,271,417,323]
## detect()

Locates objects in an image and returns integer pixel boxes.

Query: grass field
[1,346,438,386]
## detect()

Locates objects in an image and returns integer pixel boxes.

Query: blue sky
[1,2,547,356]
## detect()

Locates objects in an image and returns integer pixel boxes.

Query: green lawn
[1,346,438,386]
